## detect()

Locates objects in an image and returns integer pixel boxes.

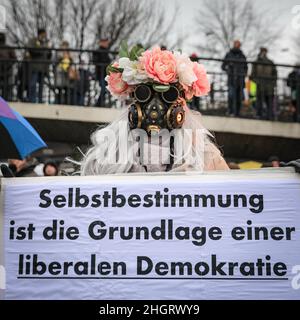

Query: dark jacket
[287,69,300,91]
[93,46,111,81]
[0,45,16,84]
[222,48,248,86]
[27,37,52,73]
[9,160,38,178]
[251,55,277,95]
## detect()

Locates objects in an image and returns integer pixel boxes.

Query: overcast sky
[162,0,300,64]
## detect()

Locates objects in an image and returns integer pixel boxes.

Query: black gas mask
[128,84,185,134]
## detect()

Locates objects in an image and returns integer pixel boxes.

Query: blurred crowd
[0,31,300,122]
[220,40,300,122]
[0,155,284,178]
[0,29,111,107]
[0,157,59,178]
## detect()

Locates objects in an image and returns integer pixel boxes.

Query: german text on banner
[1,171,300,299]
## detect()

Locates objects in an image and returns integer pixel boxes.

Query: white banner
[1,171,300,300]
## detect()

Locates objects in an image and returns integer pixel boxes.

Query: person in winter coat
[251,48,277,120]
[222,40,248,117]
[55,41,78,105]
[287,64,300,122]
[0,33,16,101]
[26,28,52,103]
[93,38,111,107]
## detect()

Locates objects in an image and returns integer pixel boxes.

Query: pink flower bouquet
[106,42,210,101]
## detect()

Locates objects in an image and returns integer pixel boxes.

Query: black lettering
[155,262,169,276]
[273,262,287,276]
[171,262,193,275]
[75,188,89,208]
[137,256,153,275]
[143,194,153,208]
[88,221,107,240]
[249,195,264,213]
[53,195,66,208]
[194,194,215,207]
[171,194,192,207]
[112,188,126,207]
[32,254,46,275]
[151,220,166,240]
[39,189,51,208]
[209,227,222,240]
[128,194,141,208]
[48,262,61,275]
[66,227,79,240]
[232,227,245,240]
[91,194,101,208]
[211,255,226,276]
[194,262,209,276]
[240,262,255,276]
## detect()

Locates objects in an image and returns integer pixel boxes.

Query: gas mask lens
[161,86,180,104]
[134,85,180,104]
[134,85,152,103]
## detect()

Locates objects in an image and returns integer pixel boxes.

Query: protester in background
[55,41,78,105]
[222,40,248,117]
[43,160,59,176]
[26,28,52,103]
[93,38,111,107]
[269,156,280,168]
[228,162,240,170]
[245,76,257,111]
[16,52,30,102]
[76,58,91,106]
[262,155,280,168]
[287,64,300,123]
[8,158,39,177]
[251,48,277,120]
[0,33,16,101]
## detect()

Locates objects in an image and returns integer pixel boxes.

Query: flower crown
[105,42,210,101]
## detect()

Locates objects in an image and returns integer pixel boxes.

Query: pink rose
[191,62,210,97]
[106,72,130,97]
[140,47,177,84]
[174,52,197,88]
[184,86,195,100]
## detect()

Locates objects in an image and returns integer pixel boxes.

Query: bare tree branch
[2,0,68,46]
[2,0,185,52]
[93,0,183,50]
[195,0,282,59]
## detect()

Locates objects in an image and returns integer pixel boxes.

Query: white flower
[118,57,149,85]
[174,52,197,87]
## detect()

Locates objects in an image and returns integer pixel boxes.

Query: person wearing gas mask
[80,45,229,175]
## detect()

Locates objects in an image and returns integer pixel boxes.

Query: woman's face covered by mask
[128,84,186,134]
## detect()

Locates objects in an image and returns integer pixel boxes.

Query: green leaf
[129,44,145,61]
[106,64,123,75]
[153,84,170,92]
[119,40,129,58]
